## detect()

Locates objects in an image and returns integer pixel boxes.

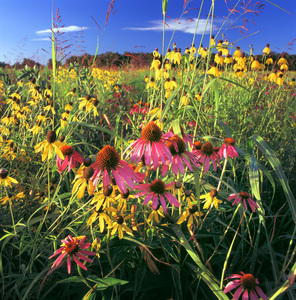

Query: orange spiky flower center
[240,191,250,199]
[96,146,120,169]
[201,142,214,155]
[141,122,162,142]
[64,240,80,255]
[241,274,256,291]
[224,138,235,145]
[60,145,74,157]
[150,179,166,195]
[167,135,186,155]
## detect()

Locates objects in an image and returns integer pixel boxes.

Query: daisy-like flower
[200,189,222,209]
[34,131,65,162]
[223,272,268,300]
[177,200,203,230]
[134,179,180,214]
[0,169,18,188]
[72,166,95,199]
[219,138,239,159]
[124,121,173,169]
[193,142,221,173]
[49,235,96,274]
[57,145,84,173]
[91,145,140,194]
[227,191,259,212]
[162,135,199,176]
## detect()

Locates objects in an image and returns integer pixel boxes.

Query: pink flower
[223,272,268,300]
[57,145,84,172]
[193,142,220,173]
[161,135,200,175]
[91,145,140,194]
[124,121,173,169]
[265,91,269,95]
[218,138,239,159]
[49,235,96,274]
[227,191,259,212]
[134,179,179,214]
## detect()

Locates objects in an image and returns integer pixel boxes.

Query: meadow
[1,1,296,300]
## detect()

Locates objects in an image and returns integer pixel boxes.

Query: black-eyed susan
[72,166,95,199]
[108,205,134,239]
[34,131,65,162]
[200,189,222,209]
[0,169,18,187]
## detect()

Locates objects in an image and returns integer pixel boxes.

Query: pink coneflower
[223,272,268,300]
[170,125,194,146]
[57,145,84,172]
[49,235,96,274]
[218,138,239,159]
[124,121,173,169]
[134,179,179,214]
[227,191,259,212]
[162,135,199,175]
[91,145,140,194]
[193,142,220,173]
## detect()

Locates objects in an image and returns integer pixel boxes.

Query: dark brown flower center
[210,189,218,198]
[241,274,256,291]
[201,142,214,155]
[116,216,124,224]
[150,179,166,195]
[189,205,199,214]
[167,135,186,156]
[96,146,120,169]
[141,122,162,142]
[84,157,92,167]
[46,131,57,143]
[240,191,250,199]
[175,181,182,189]
[0,169,8,179]
[224,138,235,146]
[64,241,80,255]
[83,166,94,179]
[103,185,113,196]
[60,145,74,157]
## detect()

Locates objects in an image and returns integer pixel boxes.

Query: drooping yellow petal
[53,143,65,160]
[72,178,84,194]
[77,181,87,199]
[87,211,98,226]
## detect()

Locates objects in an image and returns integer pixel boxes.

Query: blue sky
[0,0,295,65]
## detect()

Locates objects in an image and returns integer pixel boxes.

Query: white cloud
[32,38,52,41]
[123,18,216,34]
[36,25,88,35]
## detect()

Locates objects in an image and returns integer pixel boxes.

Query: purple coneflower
[91,145,140,194]
[219,138,239,159]
[124,121,173,169]
[49,235,96,274]
[193,142,220,173]
[227,191,259,212]
[134,179,179,214]
[57,145,84,172]
[223,272,268,300]
[162,135,199,175]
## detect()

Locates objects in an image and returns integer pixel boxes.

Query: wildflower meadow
[1,0,296,299]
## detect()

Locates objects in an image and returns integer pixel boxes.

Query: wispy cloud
[123,18,217,34]
[32,38,52,42]
[36,25,88,35]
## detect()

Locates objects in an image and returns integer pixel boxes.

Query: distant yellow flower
[200,189,222,209]
[0,169,18,188]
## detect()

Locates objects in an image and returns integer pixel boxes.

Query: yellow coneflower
[72,166,95,199]
[200,189,222,209]
[34,131,65,162]
[0,169,18,188]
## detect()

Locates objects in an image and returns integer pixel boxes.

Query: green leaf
[250,134,296,224]
[249,154,260,200]
[57,276,84,284]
